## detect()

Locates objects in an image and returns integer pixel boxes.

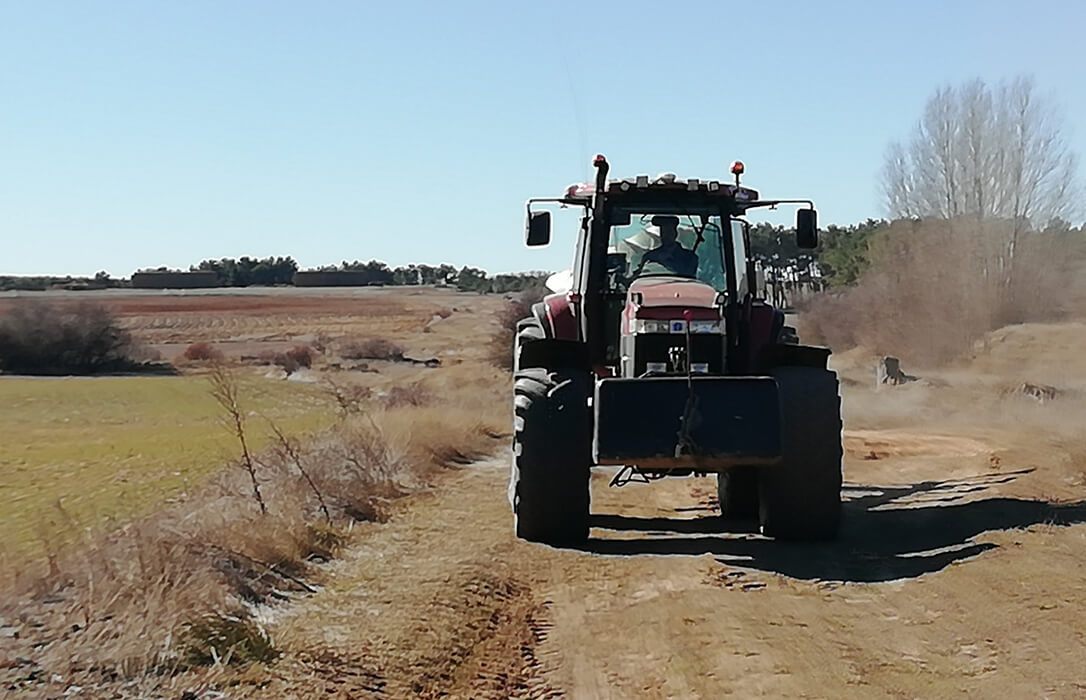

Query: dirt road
[250,411,1086,698]
[209,322,1086,698]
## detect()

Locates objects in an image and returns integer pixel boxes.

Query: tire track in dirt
[242,461,564,699]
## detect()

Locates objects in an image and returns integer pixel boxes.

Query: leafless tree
[881,77,1080,294]
[266,419,331,523]
[208,364,267,514]
[883,77,1078,226]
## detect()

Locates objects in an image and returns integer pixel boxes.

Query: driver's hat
[650,215,679,228]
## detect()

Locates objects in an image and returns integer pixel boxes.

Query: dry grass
[381,382,432,408]
[0,362,509,697]
[489,289,547,370]
[182,341,223,362]
[802,218,1080,365]
[340,337,405,362]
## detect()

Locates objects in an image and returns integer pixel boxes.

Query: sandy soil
[223,322,1086,699]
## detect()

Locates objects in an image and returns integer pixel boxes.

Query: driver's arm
[632,248,657,277]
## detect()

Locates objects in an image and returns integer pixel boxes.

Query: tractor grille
[628,333,724,376]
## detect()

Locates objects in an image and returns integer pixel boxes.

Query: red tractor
[511,156,842,546]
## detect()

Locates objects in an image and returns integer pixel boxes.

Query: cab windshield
[610,214,728,291]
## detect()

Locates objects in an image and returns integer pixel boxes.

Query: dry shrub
[324,378,373,417]
[802,218,1076,365]
[392,363,509,467]
[434,307,454,320]
[311,332,333,354]
[0,301,144,375]
[183,341,223,362]
[490,288,548,370]
[382,382,432,408]
[263,345,315,374]
[341,337,405,362]
[285,344,314,368]
[181,611,277,667]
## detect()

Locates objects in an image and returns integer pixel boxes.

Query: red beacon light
[594,154,607,166]
[730,160,745,186]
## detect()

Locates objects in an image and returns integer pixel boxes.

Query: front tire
[758,366,842,540]
[510,367,591,545]
[513,318,545,372]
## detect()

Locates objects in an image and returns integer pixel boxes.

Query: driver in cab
[635,215,698,278]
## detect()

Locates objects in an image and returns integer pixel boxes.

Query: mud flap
[593,377,781,468]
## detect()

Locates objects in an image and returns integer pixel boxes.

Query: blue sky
[2,0,1084,276]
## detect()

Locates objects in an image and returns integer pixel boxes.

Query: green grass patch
[0,373,335,562]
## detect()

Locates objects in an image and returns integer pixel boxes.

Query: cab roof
[560,175,760,213]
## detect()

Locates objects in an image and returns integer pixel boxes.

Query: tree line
[133,256,547,293]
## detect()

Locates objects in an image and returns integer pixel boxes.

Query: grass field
[0,288,507,563]
[0,373,336,562]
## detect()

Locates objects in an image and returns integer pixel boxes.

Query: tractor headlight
[689,320,721,334]
[630,319,670,334]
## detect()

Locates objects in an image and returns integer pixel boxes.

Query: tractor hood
[629,276,719,310]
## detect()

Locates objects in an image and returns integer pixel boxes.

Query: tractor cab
[524,160,815,377]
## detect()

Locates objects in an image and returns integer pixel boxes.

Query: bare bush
[208,365,266,514]
[285,344,313,368]
[311,331,333,354]
[324,378,373,417]
[340,337,405,361]
[253,349,276,364]
[0,301,144,375]
[490,288,548,370]
[802,218,1074,365]
[382,382,432,408]
[274,352,301,374]
[269,345,315,375]
[182,341,223,362]
[268,420,330,523]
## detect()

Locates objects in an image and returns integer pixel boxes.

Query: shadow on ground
[579,469,1086,582]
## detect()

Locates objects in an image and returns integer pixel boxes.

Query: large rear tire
[510,367,591,546]
[717,466,759,520]
[758,366,842,540]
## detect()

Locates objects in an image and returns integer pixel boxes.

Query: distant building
[131,271,220,289]
[292,270,381,287]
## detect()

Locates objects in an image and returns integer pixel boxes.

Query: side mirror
[526,211,551,247]
[796,208,818,249]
